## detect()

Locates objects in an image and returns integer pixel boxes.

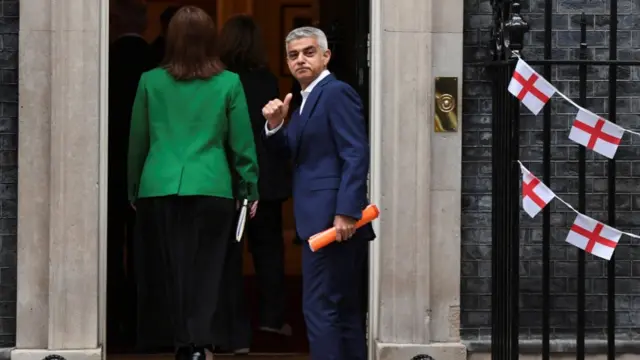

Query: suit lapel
[295,74,334,158]
[289,109,301,159]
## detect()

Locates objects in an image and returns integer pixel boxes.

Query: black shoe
[190,346,206,360]
[175,347,190,360]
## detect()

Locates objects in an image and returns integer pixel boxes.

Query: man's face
[286,36,330,87]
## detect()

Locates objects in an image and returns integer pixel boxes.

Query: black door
[319,0,371,336]
[319,0,370,124]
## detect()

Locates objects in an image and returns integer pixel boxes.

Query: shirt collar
[301,69,331,97]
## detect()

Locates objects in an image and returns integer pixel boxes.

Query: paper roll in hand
[308,204,380,252]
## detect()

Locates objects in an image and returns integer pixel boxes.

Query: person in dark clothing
[149,6,180,66]
[214,14,293,354]
[107,1,153,347]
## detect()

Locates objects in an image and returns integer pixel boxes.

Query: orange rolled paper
[308,204,380,252]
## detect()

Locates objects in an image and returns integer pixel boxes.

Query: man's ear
[323,49,332,65]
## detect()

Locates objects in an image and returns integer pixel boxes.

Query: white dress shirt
[264,70,331,136]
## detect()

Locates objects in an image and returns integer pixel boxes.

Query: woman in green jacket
[127,6,258,360]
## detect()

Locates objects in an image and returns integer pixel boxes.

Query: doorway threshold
[108,353,309,360]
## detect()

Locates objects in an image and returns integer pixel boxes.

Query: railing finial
[504,2,530,57]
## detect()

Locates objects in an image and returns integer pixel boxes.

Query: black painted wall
[0,0,17,348]
[463,0,640,340]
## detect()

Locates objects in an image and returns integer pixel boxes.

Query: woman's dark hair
[163,6,224,80]
[218,15,268,72]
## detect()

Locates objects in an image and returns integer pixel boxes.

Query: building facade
[3,0,639,359]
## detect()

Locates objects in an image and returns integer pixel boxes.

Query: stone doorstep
[8,344,469,360]
[376,342,467,360]
[111,355,308,360]
[11,349,101,360]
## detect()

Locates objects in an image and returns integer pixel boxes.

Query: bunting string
[508,57,640,159]
[507,56,640,260]
[517,161,640,261]
[543,73,640,138]
[509,52,640,139]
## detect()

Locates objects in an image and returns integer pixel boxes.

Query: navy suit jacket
[264,74,376,242]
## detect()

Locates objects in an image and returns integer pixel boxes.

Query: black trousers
[212,216,251,351]
[135,195,235,348]
[247,199,287,328]
[212,199,287,351]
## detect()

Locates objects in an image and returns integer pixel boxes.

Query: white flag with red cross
[507,58,556,115]
[568,108,625,159]
[565,214,621,260]
[520,165,555,218]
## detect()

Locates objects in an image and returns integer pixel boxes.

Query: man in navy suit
[262,26,375,360]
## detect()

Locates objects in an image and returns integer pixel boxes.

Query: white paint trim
[98,0,109,356]
[368,0,382,357]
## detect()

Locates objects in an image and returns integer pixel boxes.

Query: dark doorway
[106,0,370,356]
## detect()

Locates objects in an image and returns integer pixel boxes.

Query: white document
[235,199,248,242]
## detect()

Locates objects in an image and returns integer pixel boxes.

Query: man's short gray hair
[285,27,329,52]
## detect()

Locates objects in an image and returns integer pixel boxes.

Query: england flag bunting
[508,58,556,115]
[520,165,555,218]
[517,162,640,261]
[568,108,625,159]
[565,214,621,261]
[507,54,640,262]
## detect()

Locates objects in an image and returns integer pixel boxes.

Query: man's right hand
[262,93,292,129]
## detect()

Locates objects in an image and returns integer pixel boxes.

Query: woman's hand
[250,201,259,218]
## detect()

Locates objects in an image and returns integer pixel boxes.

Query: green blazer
[127,68,259,202]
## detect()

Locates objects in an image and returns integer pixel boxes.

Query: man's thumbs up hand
[282,93,292,108]
[263,93,293,129]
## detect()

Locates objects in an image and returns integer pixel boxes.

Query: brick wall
[462,0,640,340]
[0,0,17,348]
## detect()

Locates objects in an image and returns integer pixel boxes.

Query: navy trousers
[302,237,368,360]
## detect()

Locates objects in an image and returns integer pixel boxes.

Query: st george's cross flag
[508,58,556,115]
[568,108,625,159]
[521,166,555,218]
[565,214,621,260]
